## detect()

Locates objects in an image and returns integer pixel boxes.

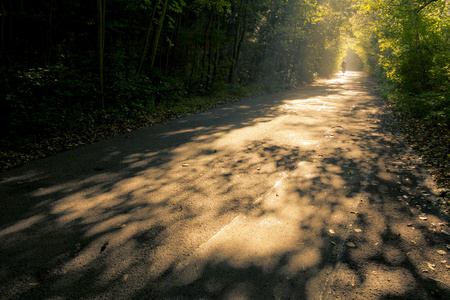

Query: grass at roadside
[0,81,282,172]
[378,83,450,204]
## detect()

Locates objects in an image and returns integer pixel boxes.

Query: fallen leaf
[446,245,450,250]
[329,229,335,234]
[182,163,189,167]
[346,242,356,248]
[354,228,363,233]
[437,250,447,255]
[427,262,436,270]
[419,216,428,221]
[407,223,414,227]
[123,274,129,281]
[29,282,40,286]
[442,228,450,235]
[441,260,447,264]
[100,242,109,253]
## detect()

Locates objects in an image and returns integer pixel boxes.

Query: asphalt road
[1,72,449,299]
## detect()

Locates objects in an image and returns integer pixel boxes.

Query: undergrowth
[0,72,285,171]
[379,82,450,200]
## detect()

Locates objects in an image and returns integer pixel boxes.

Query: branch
[416,0,438,12]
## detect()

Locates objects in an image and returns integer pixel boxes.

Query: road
[1,72,449,299]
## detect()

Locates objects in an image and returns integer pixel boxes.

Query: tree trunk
[97,0,106,108]
[169,13,182,74]
[1,0,14,71]
[201,8,214,85]
[228,0,248,83]
[150,0,169,70]
[1,0,6,74]
[205,12,216,90]
[136,0,158,75]
[188,41,199,92]
[211,15,221,87]
[45,0,54,66]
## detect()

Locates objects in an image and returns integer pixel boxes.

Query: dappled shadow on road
[0,72,449,299]
[150,99,450,299]
[0,75,337,299]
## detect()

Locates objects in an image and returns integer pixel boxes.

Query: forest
[0,0,449,190]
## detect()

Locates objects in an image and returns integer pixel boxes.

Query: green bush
[2,64,97,137]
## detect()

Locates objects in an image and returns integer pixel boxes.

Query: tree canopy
[352,0,449,118]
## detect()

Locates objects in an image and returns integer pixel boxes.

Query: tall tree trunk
[169,13,182,74]
[97,0,106,108]
[201,8,214,84]
[211,15,221,87]
[188,41,199,92]
[1,0,6,75]
[205,12,216,90]
[228,0,248,83]
[150,0,169,70]
[1,0,14,71]
[45,0,54,66]
[136,0,158,75]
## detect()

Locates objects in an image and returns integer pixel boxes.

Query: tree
[97,0,106,108]
[136,0,158,76]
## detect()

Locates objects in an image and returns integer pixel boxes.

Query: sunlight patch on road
[363,266,417,295]
[285,247,321,274]
[284,98,338,112]
[300,141,314,146]
[0,215,45,238]
[326,76,346,85]
[159,126,206,138]
[170,213,302,286]
[342,90,362,95]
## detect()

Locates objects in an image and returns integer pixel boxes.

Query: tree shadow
[0,72,448,299]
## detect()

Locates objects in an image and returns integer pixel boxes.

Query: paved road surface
[1,72,449,299]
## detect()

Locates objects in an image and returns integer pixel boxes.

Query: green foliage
[352,0,449,129]
[2,64,96,136]
[354,0,449,92]
[1,0,354,153]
